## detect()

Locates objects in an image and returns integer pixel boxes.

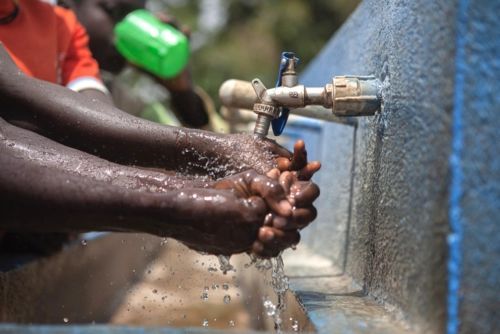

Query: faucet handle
[251,79,270,103]
[250,78,280,137]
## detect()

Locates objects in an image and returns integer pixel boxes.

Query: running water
[249,253,289,333]
[209,253,290,332]
[218,255,235,274]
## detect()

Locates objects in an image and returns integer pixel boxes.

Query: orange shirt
[0,0,105,90]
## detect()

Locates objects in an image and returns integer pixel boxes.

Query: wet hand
[175,170,302,256]
[276,139,321,180]
[250,170,320,257]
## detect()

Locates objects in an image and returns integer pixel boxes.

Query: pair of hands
[176,140,320,258]
[0,41,320,258]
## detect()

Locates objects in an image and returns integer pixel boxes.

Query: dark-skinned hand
[170,168,318,257]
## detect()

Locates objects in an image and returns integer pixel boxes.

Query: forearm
[170,89,209,128]
[0,119,217,233]
[0,73,226,171]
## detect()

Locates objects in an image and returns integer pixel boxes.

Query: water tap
[219,52,382,138]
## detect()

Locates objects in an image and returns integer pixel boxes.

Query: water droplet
[200,292,209,301]
[207,266,218,272]
[80,239,87,246]
[160,238,168,246]
[223,295,231,304]
[222,283,229,290]
[218,255,235,274]
[211,284,219,290]
[202,319,209,327]
[63,317,69,323]
[152,289,158,294]
[263,299,276,316]
[228,320,235,327]
[292,319,299,331]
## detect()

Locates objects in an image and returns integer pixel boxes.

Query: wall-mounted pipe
[219,77,381,134]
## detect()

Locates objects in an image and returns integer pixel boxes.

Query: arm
[162,69,209,128]
[0,117,318,256]
[0,44,291,177]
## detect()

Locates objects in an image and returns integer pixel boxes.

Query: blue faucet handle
[272,52,299,136]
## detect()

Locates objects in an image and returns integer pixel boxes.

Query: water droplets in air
[200,286,209,301]
[263,299,276,316]
[218,255,235,274]
[292,319,299,331]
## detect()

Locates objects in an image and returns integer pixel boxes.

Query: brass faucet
[219,52,382,137]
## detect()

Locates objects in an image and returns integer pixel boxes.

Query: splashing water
[202,319,209,327]
[292,319,299,332]
[200,286,209,301]
[218,255,235,274]
[252,253,289,333]
[263,299,277,316]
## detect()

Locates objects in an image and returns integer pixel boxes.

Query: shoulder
[52,2,79,28]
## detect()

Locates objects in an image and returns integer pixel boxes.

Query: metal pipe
[218,77,381,124]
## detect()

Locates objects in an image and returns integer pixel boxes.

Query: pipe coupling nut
[253,103,279,118]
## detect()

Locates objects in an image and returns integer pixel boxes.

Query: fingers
[271,206,317,230]
[276,156,292,172]
[289,181,320,207]
[297,161,321,180]
[290,140,307,171]
[266,168,280,180]
[245,172,292,217]
[275,140,321,180]
[251,226,301,258]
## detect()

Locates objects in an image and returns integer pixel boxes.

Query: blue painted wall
[289,0,499,332]
[450,0,500,332]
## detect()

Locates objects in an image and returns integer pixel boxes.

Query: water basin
[0,233,314,333]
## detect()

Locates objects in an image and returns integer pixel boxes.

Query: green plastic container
[114,9,190,79]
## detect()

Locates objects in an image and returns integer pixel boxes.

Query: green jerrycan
[114,9,190,79]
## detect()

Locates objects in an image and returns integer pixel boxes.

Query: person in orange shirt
[0,0,110,102]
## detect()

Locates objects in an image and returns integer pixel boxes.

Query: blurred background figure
[61,0,227,131]
[60,0,359,133]
[149,0,359,134]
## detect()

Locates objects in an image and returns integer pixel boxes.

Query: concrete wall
[296,0,499,333]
